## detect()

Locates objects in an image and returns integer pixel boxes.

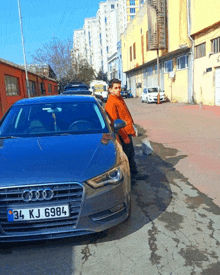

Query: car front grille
[0,182,84,235]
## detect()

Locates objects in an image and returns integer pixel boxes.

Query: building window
[88,31,91,46]
[130,8,135,13]
[155,63,162,74]
[130,15,135,20]
[105,17,107,24]
[130,0,135,5]
[130,46,132,61]
[4,75,19,96]
[99,33,102,45]
[106,46,108,53]
[27,80,36,96]
[164,60,173,73]
[47,84,52,94]
[211,37,220,54]
[133,43,136,59]
[54,85,58,94]
[177,55,188,70]
[146,31,148,51]
[147,67,153,76]
[195,43,206,58]
[141,35,144,64]
[111,4,114,9]
[40,83,46,94]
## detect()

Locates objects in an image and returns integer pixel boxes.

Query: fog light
[109,203,124,213]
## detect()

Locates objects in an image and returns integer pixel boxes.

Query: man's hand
[124,136,130,144]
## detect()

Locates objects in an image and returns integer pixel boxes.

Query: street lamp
[17,0,30,98]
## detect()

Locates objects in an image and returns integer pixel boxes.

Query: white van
[89,80,108,101]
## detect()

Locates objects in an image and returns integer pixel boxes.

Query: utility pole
[18,0,30,98]
[156,6,160,104]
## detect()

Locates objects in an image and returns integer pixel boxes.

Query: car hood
[0,134,116,186]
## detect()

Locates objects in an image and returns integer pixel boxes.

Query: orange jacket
[105,94,135,141]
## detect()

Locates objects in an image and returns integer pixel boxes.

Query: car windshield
[0,102,108,138]
[148,88,158,93]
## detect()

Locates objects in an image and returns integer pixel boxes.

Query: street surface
[0,99,220,274]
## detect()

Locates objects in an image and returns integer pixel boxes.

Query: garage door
[215,67,220,106]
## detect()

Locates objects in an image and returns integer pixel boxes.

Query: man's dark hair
[108,78,121,89]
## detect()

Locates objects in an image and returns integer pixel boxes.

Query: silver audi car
[0,95,131,242]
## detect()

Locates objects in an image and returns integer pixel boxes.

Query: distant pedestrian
[105,78,138,177]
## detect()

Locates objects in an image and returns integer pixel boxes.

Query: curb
[142,138,153,155]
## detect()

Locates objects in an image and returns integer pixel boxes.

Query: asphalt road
[0,99,220,274]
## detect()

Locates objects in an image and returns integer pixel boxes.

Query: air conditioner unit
[169,71,175,78]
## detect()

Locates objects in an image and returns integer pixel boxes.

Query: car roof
[62,90,91,95]
[64,83,88,90]
[14,95,97,106]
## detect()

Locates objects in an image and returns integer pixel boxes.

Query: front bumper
[0,175,130,242]
[148,97,166,102]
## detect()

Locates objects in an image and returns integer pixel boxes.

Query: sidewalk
[125,98,220,207]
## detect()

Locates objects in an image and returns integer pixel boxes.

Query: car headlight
[86,166,123,189]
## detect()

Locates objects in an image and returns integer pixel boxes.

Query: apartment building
[121,0,220,105]
[191,0,220,105]
[96,0,118,73]
[73,29,86,61]
[118,0,146,36]
[73,0,118,76]
[84,17,100,71]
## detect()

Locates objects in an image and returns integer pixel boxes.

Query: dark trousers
[120,135,137,174]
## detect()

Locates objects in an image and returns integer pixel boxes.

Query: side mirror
[113,119,126,133]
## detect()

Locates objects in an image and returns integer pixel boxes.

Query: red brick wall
[0,61,58,119]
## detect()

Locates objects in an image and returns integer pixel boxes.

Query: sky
[0,0,103,65]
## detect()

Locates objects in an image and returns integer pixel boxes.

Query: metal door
[215,67,220,106]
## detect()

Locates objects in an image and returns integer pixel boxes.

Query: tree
[31,37,95,91]
[73,57,96,86]
[96,69,108,82]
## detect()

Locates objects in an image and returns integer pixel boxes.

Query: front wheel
[146,97,149,104]
[141,98,144,103]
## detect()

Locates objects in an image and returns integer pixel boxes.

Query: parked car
[121,88,129,98]
[61,89,104,106]
[0,95,131,242]
[141,87,167,103]
[63,82,89,91]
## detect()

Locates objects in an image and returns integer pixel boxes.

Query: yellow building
[191,0,220,105]
[121,0,220,106]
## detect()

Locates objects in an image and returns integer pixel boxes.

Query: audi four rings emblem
[22,188,54,202]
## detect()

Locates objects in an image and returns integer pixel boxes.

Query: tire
[141,97,144,103]
[146,97,149,104]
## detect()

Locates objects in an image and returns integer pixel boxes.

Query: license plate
[7,205,70,222]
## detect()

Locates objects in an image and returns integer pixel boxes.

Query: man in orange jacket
[105,78,138,177]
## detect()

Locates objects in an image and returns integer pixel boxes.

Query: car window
[0,102,109,137]
[148,88,158,93]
